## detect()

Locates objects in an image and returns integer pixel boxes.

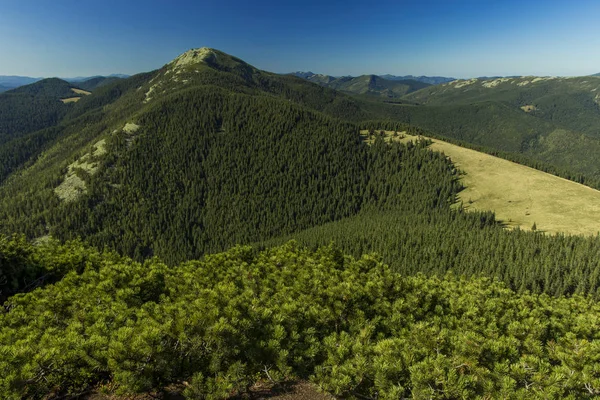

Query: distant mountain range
[290,72,455,86]
[66,74,130,82]
[379,74,455,85]
[289,72,435,98]
[0,75,42,92]
[0,74,129,92]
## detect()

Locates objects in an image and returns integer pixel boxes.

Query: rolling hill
[325,74,430,97]
[291,72,430,97]
[0,75,41,90]
[292,71,454,85]
[380,74,455,84]
[0,78,82,140]
[74,76,123,91]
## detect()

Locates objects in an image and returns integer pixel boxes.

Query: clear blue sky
[1,0,600,79]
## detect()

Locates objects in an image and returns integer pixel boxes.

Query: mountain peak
[171,47,218,68]
[168,47,252,73]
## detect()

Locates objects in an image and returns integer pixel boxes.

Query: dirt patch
[84,381,331,400]
[361,130,600,235]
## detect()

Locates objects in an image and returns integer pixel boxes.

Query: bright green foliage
[0,235,120,303]
[3,241,600,398]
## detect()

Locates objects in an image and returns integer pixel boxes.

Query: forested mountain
[0,78,96,182]
[66,73,130,82]
[74,76,123,91]
[291,71,454,86]
[1,47,600,277]
[6,48,600,398]
[368,76,600,184]
[0,75,41,90]
[0,74,128,92]
[0,48,406,263]
[325,74,430,98]
[0,78,79,142]
[380,74,455,84]
[290,72,430,97]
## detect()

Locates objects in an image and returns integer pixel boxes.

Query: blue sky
[1,0,600,78]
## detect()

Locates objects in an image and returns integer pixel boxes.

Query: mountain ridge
[290,72,431,97]
[291,71,455,85]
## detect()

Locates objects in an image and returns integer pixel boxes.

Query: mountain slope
[75,76,123,91]
[4,47,600,292]
[405,76,600,136]
[5,239,600,399]
[8,49,600,400]
[326,74,430,97]
[292,72,454,86]
[380,74,455,85]
[0,78,80,140]
[291,72,430,97]
[383,76,600,183]
[0,75,41,89]
[0,48,447,264]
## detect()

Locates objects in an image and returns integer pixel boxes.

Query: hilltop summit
[170,47,220,68]
[168,47,255,74]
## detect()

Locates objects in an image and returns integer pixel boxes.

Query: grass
[71,88,92,95]
[361,130,600,236]
[60,97,81,103]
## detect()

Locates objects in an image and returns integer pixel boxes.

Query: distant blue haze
[1,0,599,78]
